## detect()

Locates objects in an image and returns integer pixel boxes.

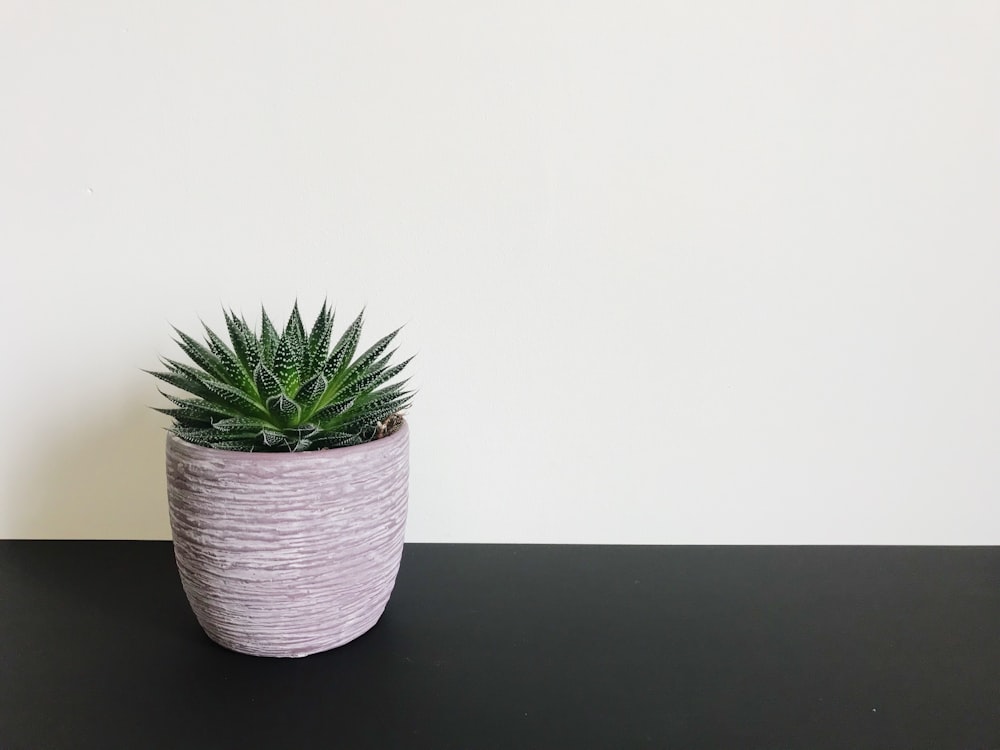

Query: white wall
[2,1,998,542]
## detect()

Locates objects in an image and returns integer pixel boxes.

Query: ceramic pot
[165,422,409,657]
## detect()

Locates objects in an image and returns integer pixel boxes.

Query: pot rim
[165,419,408,461]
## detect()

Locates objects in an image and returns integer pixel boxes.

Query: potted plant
[148,301,414,657]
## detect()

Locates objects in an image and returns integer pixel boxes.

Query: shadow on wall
[6,388,170,539]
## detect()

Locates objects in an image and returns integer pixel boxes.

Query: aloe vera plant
[149,302,413,452]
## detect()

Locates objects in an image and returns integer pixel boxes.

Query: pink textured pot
[165,422,409,657]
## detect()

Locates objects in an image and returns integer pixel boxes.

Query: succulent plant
[148,302,413,452]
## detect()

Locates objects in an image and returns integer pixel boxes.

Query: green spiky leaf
[274,310,305,394]
[267,393,302,425]
[344,356,414,400]
[206,441,257,452]
[156,391,243,420]
[332,327,401,389]
[322,310,364,380]
[211,417,271,432]
[203,379,267,416]
[304,302,334,379]
[146,369,214,401]
[253,361,284,402]
[288,301,306,342]
[311,432,364,449]
[262,430,291,448]
[172,327,228,381]
[353,380,411,409]
[154,406,214,424]
[296,372,328,411]
[202,322,252,389]
[260,307,280,367]
[310,397,355,425]
[171,426,260,447]
[225,310,261,377]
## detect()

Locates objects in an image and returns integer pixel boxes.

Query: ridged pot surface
[165,422,409,657]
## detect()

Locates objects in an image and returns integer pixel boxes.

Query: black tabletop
[1,542,997,749]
